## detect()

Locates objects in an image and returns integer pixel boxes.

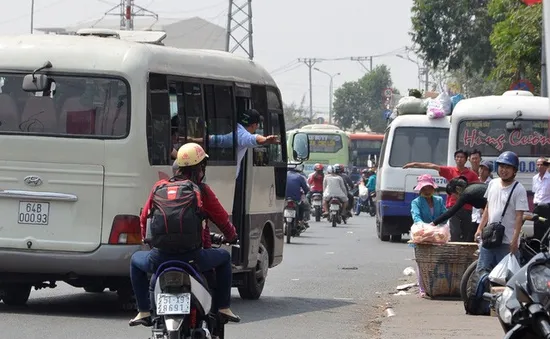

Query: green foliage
[410,0,494,74]
[283,95,311,130]
[332,65,398,133]
[488,0,542,94]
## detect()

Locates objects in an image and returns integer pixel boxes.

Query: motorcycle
[311,192,323,222]
[356,192,376,217]
[283,199,306,244]
[149,233,239,339]
[327,198,346,228]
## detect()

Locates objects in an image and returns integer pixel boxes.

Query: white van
[376,114,450,242]
[0,29,297,306]
[449,91,550,216]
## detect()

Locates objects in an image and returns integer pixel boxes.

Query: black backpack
[464,269,491,316]
[149,178,204,253]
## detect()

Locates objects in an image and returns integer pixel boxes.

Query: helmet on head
[314,163,324,172]
[480,160,493,173]
[176,143,209,168]
[338,164,346,173]
[333,164,342,174]
[495,151,519,170]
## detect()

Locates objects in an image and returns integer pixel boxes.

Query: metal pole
[424,65,429,92]
[542,18,547,97]
[308,62,314,119]
[30,0,34,34]
[370,57,373,71]
[125,0,132,30]
[328,76,333,124]
[247,0,254,60]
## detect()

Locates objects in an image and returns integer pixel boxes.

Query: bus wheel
[238,237,269,300]
[1,284,31,306]
[390,234,402,242]
[377,218,390,242]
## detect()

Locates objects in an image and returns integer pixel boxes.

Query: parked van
[376,114,450,241]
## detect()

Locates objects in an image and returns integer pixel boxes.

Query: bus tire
[238,237,269,300]
[377,218,390,242]
[1,283,31,306]
[390,234,402,242]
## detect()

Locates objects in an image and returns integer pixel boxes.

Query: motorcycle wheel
[460,260,478,302]
[315,207,321,222]
[285,221,291,244]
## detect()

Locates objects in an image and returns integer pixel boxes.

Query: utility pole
[30,0,35,34]
[298,58,321,119]
[226,0,254,60]
[423,63,429,92]
[103,0,159,31]
[350,56,373,72]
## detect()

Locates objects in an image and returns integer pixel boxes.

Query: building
[36,17,226,50]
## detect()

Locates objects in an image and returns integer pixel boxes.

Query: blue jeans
[476,244,514,272]
[130,247,232,312]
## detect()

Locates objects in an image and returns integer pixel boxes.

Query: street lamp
[314,67,340,124]
[30,0,35,34]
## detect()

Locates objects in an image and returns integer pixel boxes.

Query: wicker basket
[414,242,478,299]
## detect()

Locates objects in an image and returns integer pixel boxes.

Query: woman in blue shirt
[410,174,447,297]
[411,174,446,223]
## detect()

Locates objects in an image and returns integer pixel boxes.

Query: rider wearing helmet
[129,143,240,327]
[286,162,310,225]
[307,163,325,201]
[334,164,355,217]
[349,166,361,183]
[474,151,529,272]
[323,163,349,216]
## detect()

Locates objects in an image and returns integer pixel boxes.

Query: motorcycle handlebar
[210,233,240,247]
[537,317,550,339]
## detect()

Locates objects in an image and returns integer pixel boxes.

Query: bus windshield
[457,119,550,156]
[308,133,343,153]
[350,138,383,167]
[389,127,449,167]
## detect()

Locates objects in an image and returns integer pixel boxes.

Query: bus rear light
[109,215,142,244]
[380,190,405,201]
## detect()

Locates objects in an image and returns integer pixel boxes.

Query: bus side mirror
[292,132,310,162]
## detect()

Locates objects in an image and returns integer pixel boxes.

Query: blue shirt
[286,170,309,201]
[209,124,258,178]
[366,175,376,192]
[410,195,447,223]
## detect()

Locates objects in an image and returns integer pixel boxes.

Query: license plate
[312,201,322,206]
[284,209,296,218]
[18,201,50,225]
[156,293,191,315]
[330,204,340,211]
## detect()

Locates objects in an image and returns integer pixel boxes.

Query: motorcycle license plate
[156,293,191,315]
[312,200,322,206]
[330,204,340,211]
[284,209,296,218]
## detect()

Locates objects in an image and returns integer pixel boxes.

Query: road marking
[333,297,353,301]
[326,251,334,254]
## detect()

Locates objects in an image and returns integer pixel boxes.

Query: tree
[283,95,311,130]
[488,0,542,94]
[332,65,398,133]
[410,0,494,74]
[447,66,500,97]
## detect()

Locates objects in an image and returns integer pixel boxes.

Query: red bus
[347,132,384,168]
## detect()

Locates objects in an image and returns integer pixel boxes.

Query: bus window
[389,127,448,167]
[267,87,284,164]
[204,84,236,163]
[378,129,390,169]
[182,83,205,148]
[457,119,550,157]
[147,73,171,166]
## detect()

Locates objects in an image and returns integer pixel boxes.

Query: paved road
[0,214,411,339]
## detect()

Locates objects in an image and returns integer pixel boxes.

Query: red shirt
[308,172,324,192]
[439,166,480,210]
[139,180,237,249]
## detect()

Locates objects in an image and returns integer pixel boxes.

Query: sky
[0,0,421,114]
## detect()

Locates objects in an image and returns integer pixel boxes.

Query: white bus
[0,29,307,306]
[448,91,550,212]
[376,114,450,242]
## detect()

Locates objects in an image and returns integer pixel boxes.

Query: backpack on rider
[148,177,204,253]
[464,269,491,315]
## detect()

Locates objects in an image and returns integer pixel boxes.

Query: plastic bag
[488,254,521,285]
[396,96,426,115]
[450,94,464,111]
[426,92,452,119]
[410,222,450,244]
[358,184,368,199]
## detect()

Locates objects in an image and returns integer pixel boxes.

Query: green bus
[286,124,350,175]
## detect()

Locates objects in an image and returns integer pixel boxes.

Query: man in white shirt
[533,157,550,241]
[475,151,529,272]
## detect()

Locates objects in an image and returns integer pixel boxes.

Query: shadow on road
[0,293,353,324]
[0,291,132,320]
[231,296,353,324]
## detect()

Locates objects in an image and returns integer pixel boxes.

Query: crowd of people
[403,149,547,298]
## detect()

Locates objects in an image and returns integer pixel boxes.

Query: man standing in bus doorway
[532,157,550,243]
[403,149,479,242]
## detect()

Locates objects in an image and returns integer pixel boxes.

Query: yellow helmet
[176,143,209,167]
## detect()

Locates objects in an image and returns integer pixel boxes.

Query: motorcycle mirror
[515,281,531,305]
